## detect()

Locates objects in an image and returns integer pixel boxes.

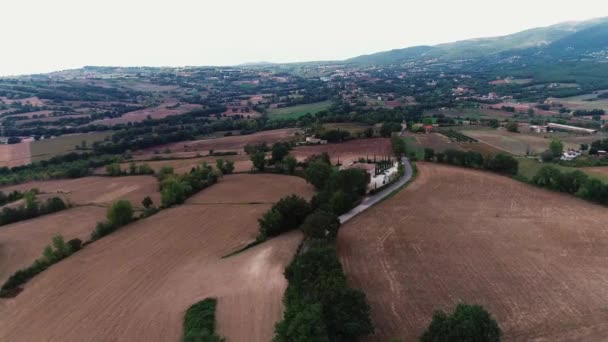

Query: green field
[402,136,425,160]
[30,131,112,162]
[268,100,332,120]
[517,157,608,183]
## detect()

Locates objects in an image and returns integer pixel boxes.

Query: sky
[1,0,607,76]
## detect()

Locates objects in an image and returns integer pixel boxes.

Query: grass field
[517,157,608,183]
[322,122,372,135]
[30,132,112,162]
[267,100,332,120]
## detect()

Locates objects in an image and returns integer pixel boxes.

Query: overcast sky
[1,0,607,76]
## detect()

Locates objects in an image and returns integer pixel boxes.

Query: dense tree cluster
[182,298,224,342]
[258,195,312,239]
[430,149,519,175]
[420,304,502,342]
[274,240,374,342]
[159,163,219,207]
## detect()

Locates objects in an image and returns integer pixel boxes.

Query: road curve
[339,157,413,224]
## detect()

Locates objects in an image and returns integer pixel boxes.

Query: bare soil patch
[338,163,608,341]
[0,206,105,284]
[0,174,313,342]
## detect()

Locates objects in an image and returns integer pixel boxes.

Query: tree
[52,235,68,259]
[283,155,297,174]
[424,148,435,161]
[300,210,341,240]
[363,127,374,138]
[251,151,266,172]
[142,196,153,209]
[581,143,589,151]
[106,163,123,176]
[540,149,554,163]
[128,162,137,175]
[420,304,501,342]
[391,136,406,157]
[484,154,518,175]
[271,142,290,163]
[274,303,330,342]
[305,160,334,190]
[158,166,174,180]
[380,122,402,137]
[506,122,519,133]
[549,139,564,158]
[107,200,134,227]
[258,209,283,238]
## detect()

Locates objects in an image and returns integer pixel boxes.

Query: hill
[347,17,608,64]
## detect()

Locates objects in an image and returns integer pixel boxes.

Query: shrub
[67,238,83,252]
[107,200,134,227]
[251,151,266,171]
[142,196,154,209]
[420,304,501,342]
[283,155,297,174]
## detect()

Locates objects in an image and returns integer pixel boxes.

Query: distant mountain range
[347,17,608,65]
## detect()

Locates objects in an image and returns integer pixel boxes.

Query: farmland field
[267,100,332,120]
[0,174,314,342]
[0,175,160,209]
[98,155,253,175]
[292,138,391,166]
[89,102,203,126]
[517,158,608,183]
[0,206,106,284]
[548,89,608,112]
[322,122,373,135]
[136,128,300,157]
[462,129,578,155]
[338,163,608,341]
[30,132,112,162]
[0,142,31,168]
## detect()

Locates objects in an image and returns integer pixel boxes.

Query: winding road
[339,157,413,223]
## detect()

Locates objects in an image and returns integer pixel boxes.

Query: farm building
[561,150,581,161]
[529,125,547,133]
[304,137,328,145]
[547,123,597,134]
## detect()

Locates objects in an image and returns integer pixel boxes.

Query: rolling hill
[347,17,608,65]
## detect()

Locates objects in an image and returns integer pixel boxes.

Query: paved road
[339,157,413,224]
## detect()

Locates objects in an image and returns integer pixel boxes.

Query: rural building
[304,137,328,145]
[529,125,548,133]
[547,123,597,134]
[561,150,581,161]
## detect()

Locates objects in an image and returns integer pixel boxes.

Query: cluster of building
[530,123,597,135]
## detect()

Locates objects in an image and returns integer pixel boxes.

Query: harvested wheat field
[338,163,608,341]
[0,206,106,284]
[139,128,300,155]
[293,138,391,166]
[96,155,252,175]
[0,176,160,208]
[0,174,314,342]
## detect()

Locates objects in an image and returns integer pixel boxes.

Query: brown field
[2,110,55,119]
[90,102,202,126]
[338,163,608,341]
[0,142,31,168]
[0,96,45,106]
[0,176,160,208]
[17,114,90,124]
[138,128,300,155]
[0,174,313,342]
[462,129,578,155]
[292,138,391,166]
[0,206,106,284]
[96,155,253,175]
